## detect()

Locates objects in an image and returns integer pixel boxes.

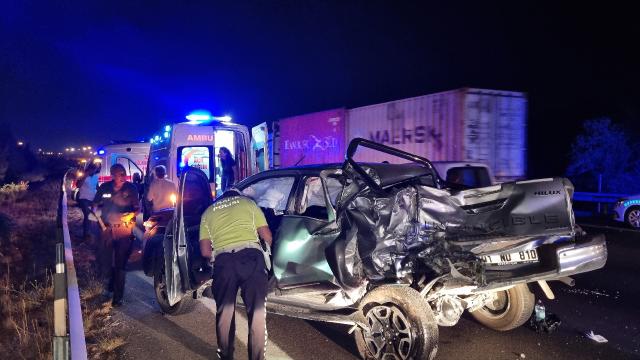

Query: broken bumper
[556,234,607,275]
[477,234,607,291]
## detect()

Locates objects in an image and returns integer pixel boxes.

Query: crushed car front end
[331,139,607,330]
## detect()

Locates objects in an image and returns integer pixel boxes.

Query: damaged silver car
[151,138,608,360]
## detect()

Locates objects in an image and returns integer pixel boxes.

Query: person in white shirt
[146,165,177,212]
[78,162,100,239]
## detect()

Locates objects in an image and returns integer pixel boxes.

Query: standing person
[93,164,140,307]
[199,189,272,360]
[218,147,238,192]
[77,162,100,240]
[146,165,176,212]
[132,172,144,200]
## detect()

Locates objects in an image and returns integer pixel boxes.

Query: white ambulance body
[96,142,151,185]
[145,120,253,198]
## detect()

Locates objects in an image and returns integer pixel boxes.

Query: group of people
[78,147,268,359]
[77,162,175,306]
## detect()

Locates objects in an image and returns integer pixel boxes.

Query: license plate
[481,249,539,265]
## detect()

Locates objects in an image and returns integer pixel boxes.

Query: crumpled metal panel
[338,177,574,286]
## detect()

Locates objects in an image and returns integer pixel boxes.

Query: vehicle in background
[150,138,607,359]
[431,161,495,188]
[96,142,150,185]
[271,88,527,182]
[613,194,640,228]
[143,116,253,203]
[135,114,254,244]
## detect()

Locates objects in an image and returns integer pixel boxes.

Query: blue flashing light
[179,162,185,168]
[154,135,161,141]
[213,115,233,122]
[186,114,210,121]
[164,131,170,138]
[154,156,160,160]
[164,125,171,132]
[150,139,155,144]
[98,149,105,155]
[185,109,213,124]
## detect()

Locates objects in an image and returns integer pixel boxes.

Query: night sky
[1,1,638,177]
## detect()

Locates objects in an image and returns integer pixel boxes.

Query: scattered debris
[519,353,526,358]
[528,300,561,333]
[563,287,620,300]
[585,330,608,343]
[534,300,545,321]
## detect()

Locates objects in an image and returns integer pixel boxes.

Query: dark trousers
[213,248,268,360]
[98,224,134,303]
[221,173,235,192]
[78,199,92,238]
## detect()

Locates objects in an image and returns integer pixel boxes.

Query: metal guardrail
[573,191,629,216]
[53,170,88,360]
[573,192,628,203]
[53,243,69,358]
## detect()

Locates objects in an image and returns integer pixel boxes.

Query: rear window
[446,167,492,188]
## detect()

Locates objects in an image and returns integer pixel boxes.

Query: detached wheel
[153,248,195,315]
[625,207,640,228]
[471,283,534,331]
[354,285,438,360]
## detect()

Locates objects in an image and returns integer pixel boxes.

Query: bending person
[199,188,272,360]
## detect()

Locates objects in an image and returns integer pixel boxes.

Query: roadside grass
[0,181,56,359]
[0,178,124,359]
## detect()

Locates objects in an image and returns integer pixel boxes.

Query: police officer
[199,188,272,360]
[93,164,140,307]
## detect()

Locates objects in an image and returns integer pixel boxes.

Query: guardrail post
[53,242,69,360]
[597,174,603,214]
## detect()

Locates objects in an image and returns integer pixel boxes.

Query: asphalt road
[114,221,640,360]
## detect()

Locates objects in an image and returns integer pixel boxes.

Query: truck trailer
[273,88,527,182]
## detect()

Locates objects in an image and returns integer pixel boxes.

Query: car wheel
[354,285,438,360]
[625,206,640,228]
[470,283,534,331]
[153,248,195,315]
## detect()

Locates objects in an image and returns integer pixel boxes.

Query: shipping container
[277,108,347,168]
[275,88,527,181]
[348,88,527,180]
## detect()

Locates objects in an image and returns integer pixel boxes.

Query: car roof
[242,162,432,187]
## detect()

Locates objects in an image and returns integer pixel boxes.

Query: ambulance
[144,114,257,201]
[95,142,151,185]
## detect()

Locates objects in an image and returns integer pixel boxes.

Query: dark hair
[220,147,235,160]
[154,165,167,178]
[85,162,99,175]
[220,146,236,167]
[110,163,126,175]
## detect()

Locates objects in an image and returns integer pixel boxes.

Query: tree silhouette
[567,118,640,194]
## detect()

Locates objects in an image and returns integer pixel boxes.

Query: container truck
[272,88,527,182]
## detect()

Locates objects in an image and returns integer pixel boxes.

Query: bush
[0,181,29,206]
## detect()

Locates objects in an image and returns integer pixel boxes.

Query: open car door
[164,166,213,306]
[272,170,343,290]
